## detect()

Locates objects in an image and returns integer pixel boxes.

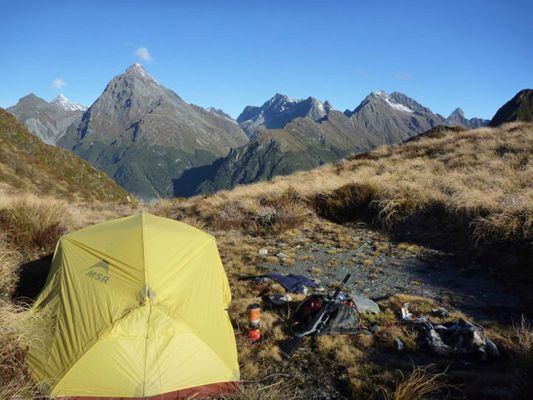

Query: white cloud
[51,78,66,89]
[394,72,412,81]
[134,47,153,61]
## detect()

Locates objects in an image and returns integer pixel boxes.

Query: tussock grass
[513,315,533,355]
[382,365,450,400]
[0,195,69,256]
[153,123,532,249]
[223,381,296,399]
[0,301,47,400]
[0,237,21,300]
[161,187,310,235]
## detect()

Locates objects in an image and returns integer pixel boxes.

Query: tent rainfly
[27,212,240,399]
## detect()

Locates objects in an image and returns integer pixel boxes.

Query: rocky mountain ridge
[7,94,84,145]
[58,64,249,198]
[489,89,533,127]
[5,64,509,199]
[237,93,332,138]
[444,107,489,129]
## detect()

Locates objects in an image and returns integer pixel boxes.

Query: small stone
[353,293,381,314]
[395,337,405,351]
[276,252,287,261]
[258,248,268,256]
[430,307,449,318]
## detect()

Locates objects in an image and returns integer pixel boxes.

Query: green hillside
[0,108,132,203]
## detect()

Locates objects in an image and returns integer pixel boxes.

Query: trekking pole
[330,273,351,300]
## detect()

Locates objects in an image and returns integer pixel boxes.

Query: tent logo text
[85,260,110,284]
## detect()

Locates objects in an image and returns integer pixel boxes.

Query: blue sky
[0,0,531,119]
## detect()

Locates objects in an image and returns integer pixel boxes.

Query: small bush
[314,182,377,223]
[209,189,309,235]
[0,196,70,256]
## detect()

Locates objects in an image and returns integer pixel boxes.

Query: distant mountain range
[237,94,332,138]
[7,94,86,145]
[444,107,489,129]
[6,64,527,199]
[174,90,490,196]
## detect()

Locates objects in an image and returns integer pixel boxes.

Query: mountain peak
[19,93,46,103]
[361,91,414,113]
[268,93,293,105]
[371,90,387,98]
[50,94,87,112]
[444,106,489,129]
[237,93,331,137]
[124,63,155,81]
[450,107,465,117]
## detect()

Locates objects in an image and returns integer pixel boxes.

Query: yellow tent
[27,212,240,399]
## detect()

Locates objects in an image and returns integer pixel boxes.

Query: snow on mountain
[372,91,413,113]
[50,94,87,112]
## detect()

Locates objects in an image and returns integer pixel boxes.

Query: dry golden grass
[0,237,21,300]
[0,195,69,256]
[512,315,533,361]
[0,188,136,259]
[153,123,532,249]
[382,365,450,400]
[222,381,297,400]
[0,301,48,399]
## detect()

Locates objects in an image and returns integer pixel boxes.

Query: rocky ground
[221,219,530,399]
[256,222,524,323]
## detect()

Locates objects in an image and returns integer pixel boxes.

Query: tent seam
[140,212,149,397]
[152,306,237,375]
[50,303,146,393]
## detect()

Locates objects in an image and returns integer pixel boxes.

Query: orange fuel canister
[247,303,261,329]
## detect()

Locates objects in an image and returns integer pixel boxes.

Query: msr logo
[85,260,110,284]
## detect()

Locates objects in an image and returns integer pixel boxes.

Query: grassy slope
[152,122,533,399]
[0,109,132,203]
[160,122,532,250]
[1,122,532,399]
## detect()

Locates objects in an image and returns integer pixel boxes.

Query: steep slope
[206,107,234,120]
[489,89,533,126]
[444,108,489,129]
[0,108,130,202]
[346,91,445,143]
[175,111,380,196]
[59,64,249,198]
[7,94,83,145]
[237,93,332,137]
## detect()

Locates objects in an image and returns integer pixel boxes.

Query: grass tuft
[382,365,450,400]
[0,195,70,257]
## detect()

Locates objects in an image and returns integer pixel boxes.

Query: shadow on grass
[12,253,53,304]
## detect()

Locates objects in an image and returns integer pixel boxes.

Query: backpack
[291,294,361,337]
